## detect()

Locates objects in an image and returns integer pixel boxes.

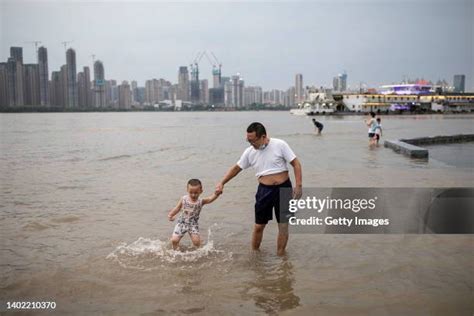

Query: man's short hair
[247,122,267,138]
[187,179,202,187]
[370,112,376,117]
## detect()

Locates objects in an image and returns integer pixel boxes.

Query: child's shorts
[173,221,200,237]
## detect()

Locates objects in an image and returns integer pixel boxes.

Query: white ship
[290,90,336,115]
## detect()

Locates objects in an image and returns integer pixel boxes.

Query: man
[215,122,303,256]
[312,118,324,135]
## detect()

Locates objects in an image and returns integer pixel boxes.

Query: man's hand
[293,186,302,199]
[215,182,224,195]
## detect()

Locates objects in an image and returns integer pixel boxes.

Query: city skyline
[1,0,472,90]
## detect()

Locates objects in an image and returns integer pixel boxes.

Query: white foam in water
[106,226,232,270]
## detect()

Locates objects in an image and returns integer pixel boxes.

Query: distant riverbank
[1,106,473,115]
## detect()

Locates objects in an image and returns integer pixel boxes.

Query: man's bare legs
[252,223,289,255]
[252,224,266,250]
[277,223,289,256]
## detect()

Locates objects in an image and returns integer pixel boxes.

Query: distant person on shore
[312,119,324,135]
[374,117,383,146]
[215,122,302,256]
[168,179,221,250]
[365,112,377,146]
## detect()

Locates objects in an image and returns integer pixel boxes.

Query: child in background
[365,111,377,146]
[374,117,383,146]
[168,179,221,250]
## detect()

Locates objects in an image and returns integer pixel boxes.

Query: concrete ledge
[384,140,429,158]
[384,134,474,159]
[401,134,474,146]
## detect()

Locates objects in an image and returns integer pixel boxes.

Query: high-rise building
[83,66,91,106]
[50,71,61,106]
[295,74,303,103]
[209,87,224,106]
[77,68,92,108]
[93,60,105,107]
[23,64,40,105]
[105,80,118,107]
[10,47,23,64]
[229,74,244,108]
[200,79,209,104]
[453,75,465,93]
[177,66,190,102]
[60,65,68,107]
[213,67,221,88]
[333,76,339,92]
[38,46,49,106]
[244,86,263,107]
[118,81,131,109]
[286,86,296,107]
[66,48,78,108]
[145,79,169,105]
[7,47,24,106]
[0,63,9,106]
[77,71,85,107]
[339,73,347,92]
[131,80,138,105]
[190,64,200,104]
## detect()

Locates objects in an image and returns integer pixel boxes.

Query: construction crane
[61,40,73,51]
[24,41,42,53]
[90,54,96,64]
[210,51,222,75]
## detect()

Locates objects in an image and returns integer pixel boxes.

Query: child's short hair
[376,118,381,123]
[187,179,202,188]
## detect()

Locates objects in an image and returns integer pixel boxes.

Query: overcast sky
[1,0,472,90]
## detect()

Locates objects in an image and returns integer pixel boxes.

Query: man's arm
[290,158,302,199]
[215,164,242,194]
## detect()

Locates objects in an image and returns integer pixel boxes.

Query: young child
[373,117,382,146]
[167,179,221,250]
[365,111,377,146]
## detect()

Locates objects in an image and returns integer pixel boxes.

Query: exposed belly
[258,171,289,185]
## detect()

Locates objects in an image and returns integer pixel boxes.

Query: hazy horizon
[1,0,472,90]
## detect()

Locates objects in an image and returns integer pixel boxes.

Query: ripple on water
[106,228,232,271]
[50,215,82,224]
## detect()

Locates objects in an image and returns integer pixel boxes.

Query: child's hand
[168,212,176,221]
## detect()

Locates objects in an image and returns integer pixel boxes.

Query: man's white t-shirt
[237,138,297,177]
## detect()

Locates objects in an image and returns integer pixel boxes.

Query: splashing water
[106,226,232,270]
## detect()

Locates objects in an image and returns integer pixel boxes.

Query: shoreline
[1,107,474,115]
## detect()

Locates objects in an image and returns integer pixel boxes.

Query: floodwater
[0,112,473,314]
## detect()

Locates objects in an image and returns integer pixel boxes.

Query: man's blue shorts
[255,179,293,224]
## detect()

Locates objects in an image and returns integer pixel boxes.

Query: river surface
[1,112,473,314]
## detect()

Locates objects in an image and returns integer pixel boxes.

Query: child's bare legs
[171,233,183,250]
[190,233,201,248]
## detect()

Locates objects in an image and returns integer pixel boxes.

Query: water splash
[106,227,232,270]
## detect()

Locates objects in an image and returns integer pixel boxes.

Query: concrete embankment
[384,134,474,158]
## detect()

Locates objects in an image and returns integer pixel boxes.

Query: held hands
[215,182,224,195]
